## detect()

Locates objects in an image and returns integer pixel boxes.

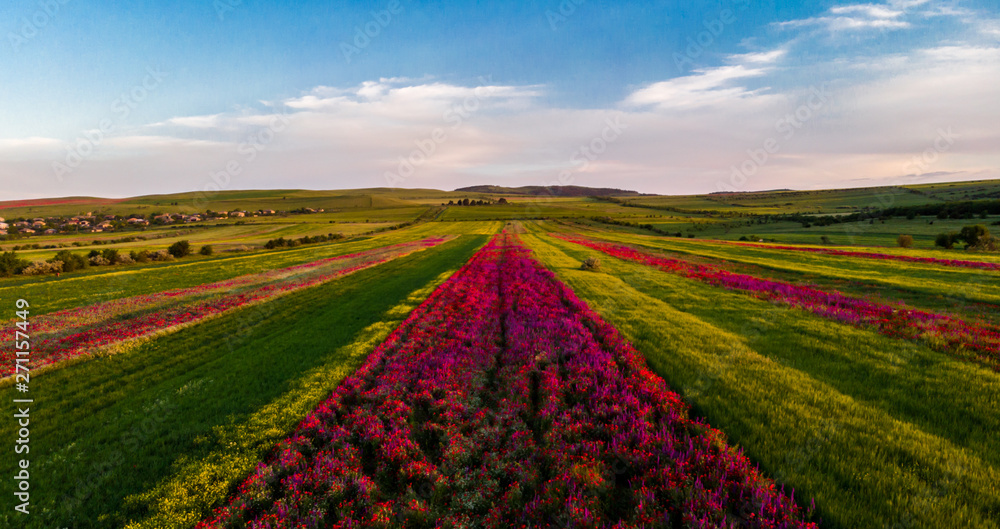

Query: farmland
[2,182,1000,528]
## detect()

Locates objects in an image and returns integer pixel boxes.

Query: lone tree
[958,224,989,248]
[897,234,914,248]
[935,232,958,249]
[168,240,191,258]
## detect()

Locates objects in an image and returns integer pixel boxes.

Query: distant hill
[454,185,642,197]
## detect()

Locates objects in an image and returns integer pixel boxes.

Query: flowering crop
[556,234,1000,370]
[716,239,1000,271]
[199,233,816,528]
[1,237,450,377]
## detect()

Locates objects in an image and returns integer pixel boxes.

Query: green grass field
[2,182,999,528]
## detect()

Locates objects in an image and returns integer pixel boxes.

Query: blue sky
[1,0,998,199]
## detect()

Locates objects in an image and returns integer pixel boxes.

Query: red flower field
[198,234,817,528]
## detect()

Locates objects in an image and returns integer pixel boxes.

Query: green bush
[168,240,191,258]
[51,250,87,272]
[897,235,914,248]
[580,257,602,271]
[958,224,989,249]
[199,245,214,256]
[0,251,28,277]
[934,232,958,249]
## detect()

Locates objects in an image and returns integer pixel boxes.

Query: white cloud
[0,137,61,150]
[728,48,788,65]
[829,4,904,19]
[158,114,224,129]
[776,2,920,33]
[778,15,909,32]
[624,65,772,110]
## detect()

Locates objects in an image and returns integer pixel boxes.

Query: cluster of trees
[0,240,211,277]
[446,198,506,206]
[264,233,344,249]
[934,224,997,250]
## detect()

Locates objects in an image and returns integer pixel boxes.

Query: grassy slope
[0,234,487,529]
[522,223,1000,529]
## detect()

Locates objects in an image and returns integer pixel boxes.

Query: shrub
[958,224,989,249]
[580,257,601,271]
[168,240,191,258]
[935,232,958,249]
[89,255,110,266]
[820,235,831,245]
[130,250,151,263]
[22,260,63,275]
[51,250,87,272]
[199,245,214,256]
[0,251,28,277]
[897,234,914,248]
[116,253,134,264]
[151,249,174,261]
[969,235,1000,252]
[102,248,119,263]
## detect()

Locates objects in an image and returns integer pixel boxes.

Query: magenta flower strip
[555,234,1000,370]
[198,233,817,528]
[714,239,1000,272]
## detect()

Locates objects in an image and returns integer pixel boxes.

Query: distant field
[653,215,1000,248]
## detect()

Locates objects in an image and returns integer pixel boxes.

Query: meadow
[2,182,999,528]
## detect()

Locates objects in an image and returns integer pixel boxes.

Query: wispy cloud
[623,49,787,111]
[776,2,917,33]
